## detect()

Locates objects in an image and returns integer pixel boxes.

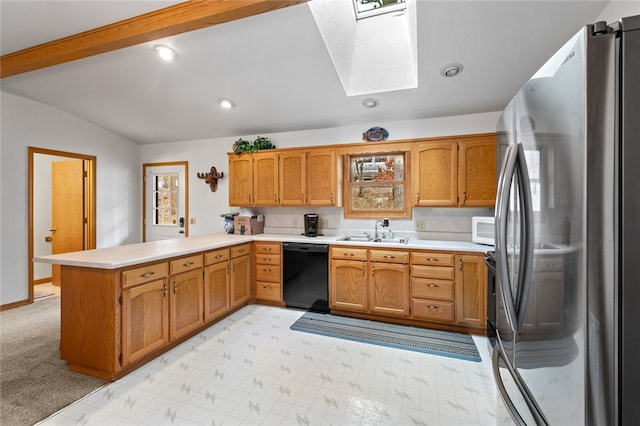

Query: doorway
[28,147,96,303]
[143,162,189,241]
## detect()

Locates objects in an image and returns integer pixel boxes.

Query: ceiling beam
[0,0,307,79]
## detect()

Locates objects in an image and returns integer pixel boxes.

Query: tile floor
[38,306,497,426]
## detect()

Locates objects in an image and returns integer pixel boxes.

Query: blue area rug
[290,312,481,362]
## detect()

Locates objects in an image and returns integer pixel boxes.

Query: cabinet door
[230,254,252,308]
[458,136,496,207]
[307,148,336,206]
[228,154,253,206]
[454,254,487,328]
[122,279,169,365]
[170,269,204,340]
[279,151,306,206]
[413,141,457,206]
[204,261,230,323]
[330,259,367,312]
[253,152,279,206]
[369,262,409,317]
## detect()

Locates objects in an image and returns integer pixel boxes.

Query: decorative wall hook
[197,166,224,192]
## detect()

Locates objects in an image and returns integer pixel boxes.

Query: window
[352,0,406,20]
[343,152,410,218]
[153,173,179,225]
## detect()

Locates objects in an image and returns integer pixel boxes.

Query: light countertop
[34,232,493,269]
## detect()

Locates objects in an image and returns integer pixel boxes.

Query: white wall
[141,111,500,240]
[0,92,142,305]
[595,1,640,23]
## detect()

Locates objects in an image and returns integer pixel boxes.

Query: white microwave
[472,216,495,246]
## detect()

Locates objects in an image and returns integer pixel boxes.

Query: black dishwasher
[283,242,329,312]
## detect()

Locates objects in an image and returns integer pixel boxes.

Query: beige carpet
[0,296,106,425]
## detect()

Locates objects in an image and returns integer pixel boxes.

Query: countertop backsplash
[258,206,494,242]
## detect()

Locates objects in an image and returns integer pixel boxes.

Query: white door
[144,164,187,241]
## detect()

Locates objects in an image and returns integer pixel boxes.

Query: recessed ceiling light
[153,44,178,62]
[440,63,463,77]
[362,98,379,108]
[218,98,235,109]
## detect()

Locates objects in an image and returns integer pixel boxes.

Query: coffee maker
[304,213,319,237]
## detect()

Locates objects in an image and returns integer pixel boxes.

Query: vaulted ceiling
[0,1,611,144]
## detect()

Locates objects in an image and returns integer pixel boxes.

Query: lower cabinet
[330,247,368,312]
[230,243,252,308]
[203,248,231,323]
[169,255,204,340]
[122,277,170,365]
[454,254,487,329]
[254,242,283,303]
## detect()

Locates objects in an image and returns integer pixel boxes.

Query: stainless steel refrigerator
[492,15,640,425]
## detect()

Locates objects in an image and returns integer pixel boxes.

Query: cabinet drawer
[122,262,168,288]
[411,251,454,266]
[411,299,454,323]
[231,243,251,258]
[536,256,564,272]
[255,282,281,301]
[255,265,281,282]
[331,246,367,261]
[411,265,454,280]
[204,248,230,265]
[370,250,409,264]
[411,278,454,301]
[254,242,281,255]
[170,254,203,274]
[255,253,281,265]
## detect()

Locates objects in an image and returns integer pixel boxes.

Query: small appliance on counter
[303,213,319,237]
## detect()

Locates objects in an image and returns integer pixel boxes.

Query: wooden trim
[28,147,97,305]
[0,299,30,311]
[0,0,307,78]
[33,277,53,285]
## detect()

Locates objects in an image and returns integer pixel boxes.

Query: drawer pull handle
[383,255,395,259]
[263,268,271,272]
[345,252,355,257]
[427,284,440,288]
[264,247,272,251]
[215,254,223,259]
[239,249,245,253]
[263,258,272,261]
[546,263,556,267]
[163,283,167,297]
[141,272,155,278]
[183,261,194,267]
[263,286,272,290]
[174,282,177,294]
[427,258,439,262]
[428,305,439,310]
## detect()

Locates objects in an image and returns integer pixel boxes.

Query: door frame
[28,147,96,303]
[142,161,189,242]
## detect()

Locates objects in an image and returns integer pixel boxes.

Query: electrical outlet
[190,218,196,225]
[415,220,425,231]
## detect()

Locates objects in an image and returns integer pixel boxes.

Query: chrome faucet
[374,218,389,242]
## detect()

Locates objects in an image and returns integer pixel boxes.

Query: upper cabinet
[228,147,337,207]
[412,134,496,207]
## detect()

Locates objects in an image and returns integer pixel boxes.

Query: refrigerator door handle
[514,143,535,332]
[495,143,519,331]
[493,332,549,426]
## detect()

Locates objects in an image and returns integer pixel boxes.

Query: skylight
[352,0,406,20]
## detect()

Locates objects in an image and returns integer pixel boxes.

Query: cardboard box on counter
[233,215,264,235]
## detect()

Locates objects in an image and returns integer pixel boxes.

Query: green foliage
[233,136,276,154]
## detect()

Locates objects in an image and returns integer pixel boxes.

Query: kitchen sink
[337,235,410,244]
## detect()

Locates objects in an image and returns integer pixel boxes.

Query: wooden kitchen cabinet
[228,154,253,206]
[230,243,252,308]
[279,151,306,206]
[369,249,410,317]
[330,246,368,312]
[454,253,487,329]
[410,251,456,323]
[121,262,170,366]
[306,148,336,206]
[169,254,204,341]
[253,151,279,206]
[412,133,496,207]
[203,248,231,323]
[254,242,283,303]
